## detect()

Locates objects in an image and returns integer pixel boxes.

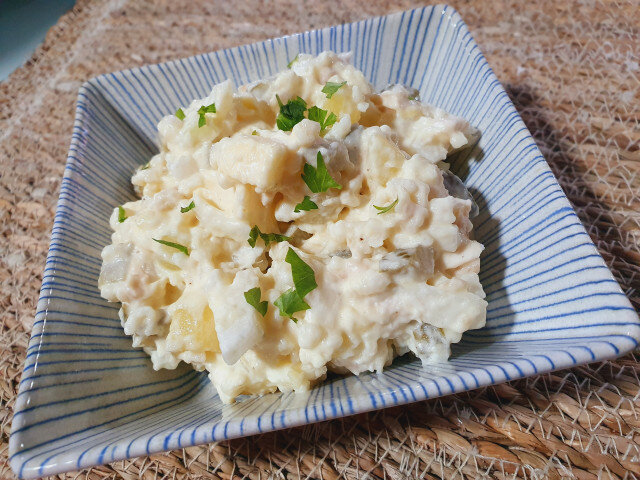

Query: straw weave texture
[1,0,639,478]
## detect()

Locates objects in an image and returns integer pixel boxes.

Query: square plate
[10,4,640,478]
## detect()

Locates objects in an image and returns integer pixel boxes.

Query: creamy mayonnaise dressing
[99,52,486,403]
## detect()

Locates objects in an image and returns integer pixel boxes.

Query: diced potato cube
[170,307,220,353]
[211,135,289,191]
[360,128,407,186]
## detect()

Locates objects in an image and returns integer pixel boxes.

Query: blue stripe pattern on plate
[10,4,640,478]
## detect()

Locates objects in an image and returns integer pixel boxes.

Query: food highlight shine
[99,52,487,403]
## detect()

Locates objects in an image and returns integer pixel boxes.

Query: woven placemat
[1,0,639,478]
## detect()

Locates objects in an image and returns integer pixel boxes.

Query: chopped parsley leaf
[180,201,195,213]
[175,108,185,120]
[248,225,260,247]
[261,232,290,247]
[373,197,399,215]
[321,80,346,99]
[251,130,258,135]
[302,151,342,193]
[197,102,216,127]
[153,238,189,256]
[274,248,317,321]
[274,289,309,322]
[244,287,268,316]
[287,54,300,69]
[285,247,317,298]
[294,195,318,213]
[276,94,307,131]
[117,206,127,223]
[307,106,337,133]
[248,225,289,248]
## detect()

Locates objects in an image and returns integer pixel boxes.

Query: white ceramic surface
[10,5,640,478]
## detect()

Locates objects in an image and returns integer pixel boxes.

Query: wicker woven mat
[1,0,639,478]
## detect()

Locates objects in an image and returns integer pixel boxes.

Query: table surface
[1,0,639,478]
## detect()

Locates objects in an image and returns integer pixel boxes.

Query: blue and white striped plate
[10,5,640,478]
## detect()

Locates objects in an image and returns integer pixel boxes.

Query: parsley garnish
[373,197,399,215]
[287,54,300,69]
[302,152,342,193]
[175,108,185,120]
[276,95,307,131]
[251,130,258,135]
[140,162,150,170]
[285,247,317,297]
[197,103,216,127]
[274,247,317,321]
[322,81,346,99]
[244,287,268,316]
[153,238,189,256]
[117,206,127,223]
[248,225,290,248]
[248,226,260,247]
[307,106,337,133]
[274,289,309,322]
[408,92,419,101]
[274,95,337,133]
[180,201,195,213]
[294,195,318,213]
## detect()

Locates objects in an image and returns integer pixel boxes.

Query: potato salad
[99,52,487,403]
